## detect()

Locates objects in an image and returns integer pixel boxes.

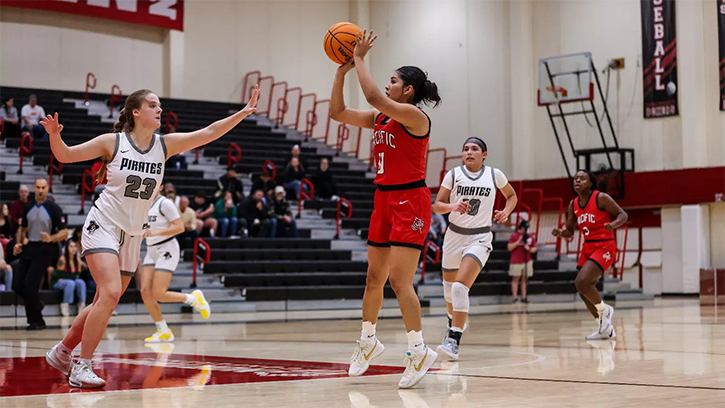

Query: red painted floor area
[0,352,406,397]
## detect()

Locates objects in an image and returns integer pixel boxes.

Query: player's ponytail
[396,66,441,108]
[111,89,153,133]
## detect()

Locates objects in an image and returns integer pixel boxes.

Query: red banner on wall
[0,0,184,31]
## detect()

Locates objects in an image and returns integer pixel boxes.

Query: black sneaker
[512,297,521,304]
[521,298,530,304]
[27,322,47,331]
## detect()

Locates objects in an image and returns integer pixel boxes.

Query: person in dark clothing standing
[311,157,337,200]
[12,178,67,330]
[218,166,244,204]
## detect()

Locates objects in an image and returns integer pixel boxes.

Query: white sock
[184,294,196,306]
[58,342,73,355]
[447,313,453,320]
[155,320,170,333]
[595,301,606,313]
[450,326,463,333]
[406,330,425,352]
[361,321,376,344]
[78,358,92,366]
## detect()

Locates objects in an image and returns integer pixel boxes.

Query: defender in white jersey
[433,137,518,359]
[41,86,260,388]
[140,193,210,343]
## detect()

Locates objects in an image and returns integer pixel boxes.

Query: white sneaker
[436,336,459,360]
[60,303,70,317]
[349,338,385,377]
[398,346,438,389]
[77,302,86,313]
[598,304,614,334]
[69,360,106,389]
[586,324,616,340]
[46,344,73,377]
[190,290,211,319]
[145,330,175,343]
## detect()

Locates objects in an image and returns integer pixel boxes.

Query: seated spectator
[218,166,244,204]
[0,203,18,239]
[428,207,447,248]
[214,191,245,238]
[177,196,199,244]
[290,144,307,169]
[0,97,21,140]
[251,163,277,199]
[284,157,307,199]
[310,157,337,200]
[190,191,217,237]
[164,124,188,170]
[51,241,87,316]
[240,190,273,238]
[0,240,13,292]
[21,94,47,140]
[269,186,299,238]
[9,185,29,227]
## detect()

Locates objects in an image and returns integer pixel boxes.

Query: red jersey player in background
[553,170,627,340]
[330,30,441,389]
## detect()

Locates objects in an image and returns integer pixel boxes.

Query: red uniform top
[572,191,614,241]
[372,112,430,186]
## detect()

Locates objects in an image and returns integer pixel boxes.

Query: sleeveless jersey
[372,111,430,185]
[94,132,167,235]
[572,191,614,241]
[441,165,508,229]
[145,195,180,245]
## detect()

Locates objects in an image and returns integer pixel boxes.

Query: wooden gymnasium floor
[1,298,724,407]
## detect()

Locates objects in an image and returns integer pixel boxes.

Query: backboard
[538,52,593,105]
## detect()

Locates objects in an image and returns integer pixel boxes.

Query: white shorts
[441,230,493,272]
[142,238,180,273]
[81,206,143,277]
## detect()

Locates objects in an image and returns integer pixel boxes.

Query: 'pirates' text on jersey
[442,165,509,229]
[94,132,167,235]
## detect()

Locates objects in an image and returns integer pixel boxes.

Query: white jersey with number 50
[441,165,508,229]
[94,132,167,235]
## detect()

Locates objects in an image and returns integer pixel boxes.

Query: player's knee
[387,274,411,293]
[99,285,122,306]
[574,274,591,291]
[451,282,470,313]
[152,287,166,302]
[443,281,453,303]
[366,270,387,289]
[140,284,153,300]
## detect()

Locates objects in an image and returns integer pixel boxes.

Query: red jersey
[372,112,429,186]
[572,191,614,241]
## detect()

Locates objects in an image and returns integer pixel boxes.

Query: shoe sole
[45,351,71,377]
[69,378,106,389]
[435,345,459,360]
[348,343,385,377]
[399,350,438,389]
[144,337,175,343]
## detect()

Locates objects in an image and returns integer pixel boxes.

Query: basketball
[324,22,362,64]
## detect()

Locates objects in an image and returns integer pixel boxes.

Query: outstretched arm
[353,30,428,134]
[598,193,628,231]
[40,113,115,163]
[330,60,378,129]
[163,85,259,158]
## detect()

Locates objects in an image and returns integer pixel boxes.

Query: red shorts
[578,240,617,272]
[367,185,431,250]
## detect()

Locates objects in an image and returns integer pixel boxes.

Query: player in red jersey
[330,30,441,388]
[553,170,628,340]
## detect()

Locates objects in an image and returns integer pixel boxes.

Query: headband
[463,137,486,151]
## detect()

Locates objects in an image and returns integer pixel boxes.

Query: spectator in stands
[165,124,188,170]
[51,241,87,317]
[190,191,217,237]
[9,185,29,229]
[214,191,243,238]
[252,163,277,199]
[218,166,244,204]
[163,183,180,207]
[284,157,307,199]
[240,189,273,238]
[0,97,21,140]
[21,94,47,140]
[428,206,447,248]
[290,144,307,168]
[0,241,13,292]
[508,220,537,304]
[269,186,299,238]
[311,157,337,200]
[0,203,18,239]
[177,196,198,243]
[12,178,67,330]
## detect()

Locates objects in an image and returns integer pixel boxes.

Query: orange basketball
[324,22,362,64]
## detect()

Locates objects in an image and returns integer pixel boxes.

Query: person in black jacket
[284,157,307,199]
[218,166,244,204]
[269,186,299,238]
[251,163,277,200]
[240,190,274,237]
[310,157,337,200]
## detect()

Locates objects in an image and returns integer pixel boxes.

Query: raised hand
[337,59,355,74]
[243,85,259,115]
[40,113,64,135]
[354,29,377,59]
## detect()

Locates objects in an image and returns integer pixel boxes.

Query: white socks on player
[155,320,170,333]
[184,294,196,306]
[58,341,73,354]
[406,330,425,352]
[361,321,376,345]
[595,301,606,313]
